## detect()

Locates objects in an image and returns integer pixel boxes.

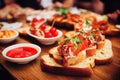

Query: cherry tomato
[50,27,57,33]
[52,31,58,37]
[45,32,53,38]
[32,18,38,22]
[39,18,44,22]
[31,22,36,27]
[40,24,46,30]
[49,27,58,36]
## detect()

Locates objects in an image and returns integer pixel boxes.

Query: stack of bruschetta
[40,22,113,76]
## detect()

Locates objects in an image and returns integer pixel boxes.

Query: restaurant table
[0,22,120,80]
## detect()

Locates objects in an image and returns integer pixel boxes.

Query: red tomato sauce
[6,47,37,58]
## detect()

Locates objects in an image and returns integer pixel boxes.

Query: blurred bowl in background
[0,30,19,43]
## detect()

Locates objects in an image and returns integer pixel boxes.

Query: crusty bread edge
[40,55,93,76]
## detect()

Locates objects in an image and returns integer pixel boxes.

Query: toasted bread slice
[40,55,94,76]
[65,24,120,37]
[64,31,76,38]
[49,47,63,64]
[94,39,113,64]
[104,24,120,36]
[47,18,74,30]
[96,41,105,49]
[49,47,86,66]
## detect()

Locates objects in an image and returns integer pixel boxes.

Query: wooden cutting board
[0,32,120,80]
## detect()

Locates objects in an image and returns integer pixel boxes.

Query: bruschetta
[40,26,113,76]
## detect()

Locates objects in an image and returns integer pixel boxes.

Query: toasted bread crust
[40,55,93,76]
[49,47,86,66]
[94,39,113,64]
[40,39,113,76]
[47,18,74,30]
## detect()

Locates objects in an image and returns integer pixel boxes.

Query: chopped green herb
[64,37,72,41]
[90,31,93,35]
[87,31,94,39]
[87,35,94,39]
[64,37,82,49]
[57,8,69,16]
[80,29,85,34]
[86,20,91,26]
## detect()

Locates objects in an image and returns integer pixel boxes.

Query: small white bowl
[0,30,19,43]
[27,28,63,45]
[2,43,41,64]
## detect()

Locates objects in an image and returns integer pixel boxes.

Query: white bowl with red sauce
[2,43,41,64]
[0,30,19,43]
[27,28,63,45]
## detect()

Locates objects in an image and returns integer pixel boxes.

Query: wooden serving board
[0,29,120,80]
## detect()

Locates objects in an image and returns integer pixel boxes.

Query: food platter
[0,8,120,80]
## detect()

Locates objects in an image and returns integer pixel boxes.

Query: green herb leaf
[73,38,81,43]
[80,29,85,34]
[73,41,78,49]
[64,37,82,49]
[86,20,91,26]
[57,8,69,16]
[90,31,93,35]
[87,31,94,39]
[64,37,72,41]
[72,38,82,49]
[87,35,93,39]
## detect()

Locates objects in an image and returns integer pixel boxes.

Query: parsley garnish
[64,37,82,49]
[57,8,69,16]
[86,20,91,26]
[87,31,94,39]
[80,29,85,34]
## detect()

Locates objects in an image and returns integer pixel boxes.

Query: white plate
[0,22,22,30]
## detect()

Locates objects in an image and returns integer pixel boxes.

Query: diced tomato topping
[74,39,88,55]
[97,20,108,25]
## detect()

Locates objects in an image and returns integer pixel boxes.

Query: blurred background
[0,0,120,24]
